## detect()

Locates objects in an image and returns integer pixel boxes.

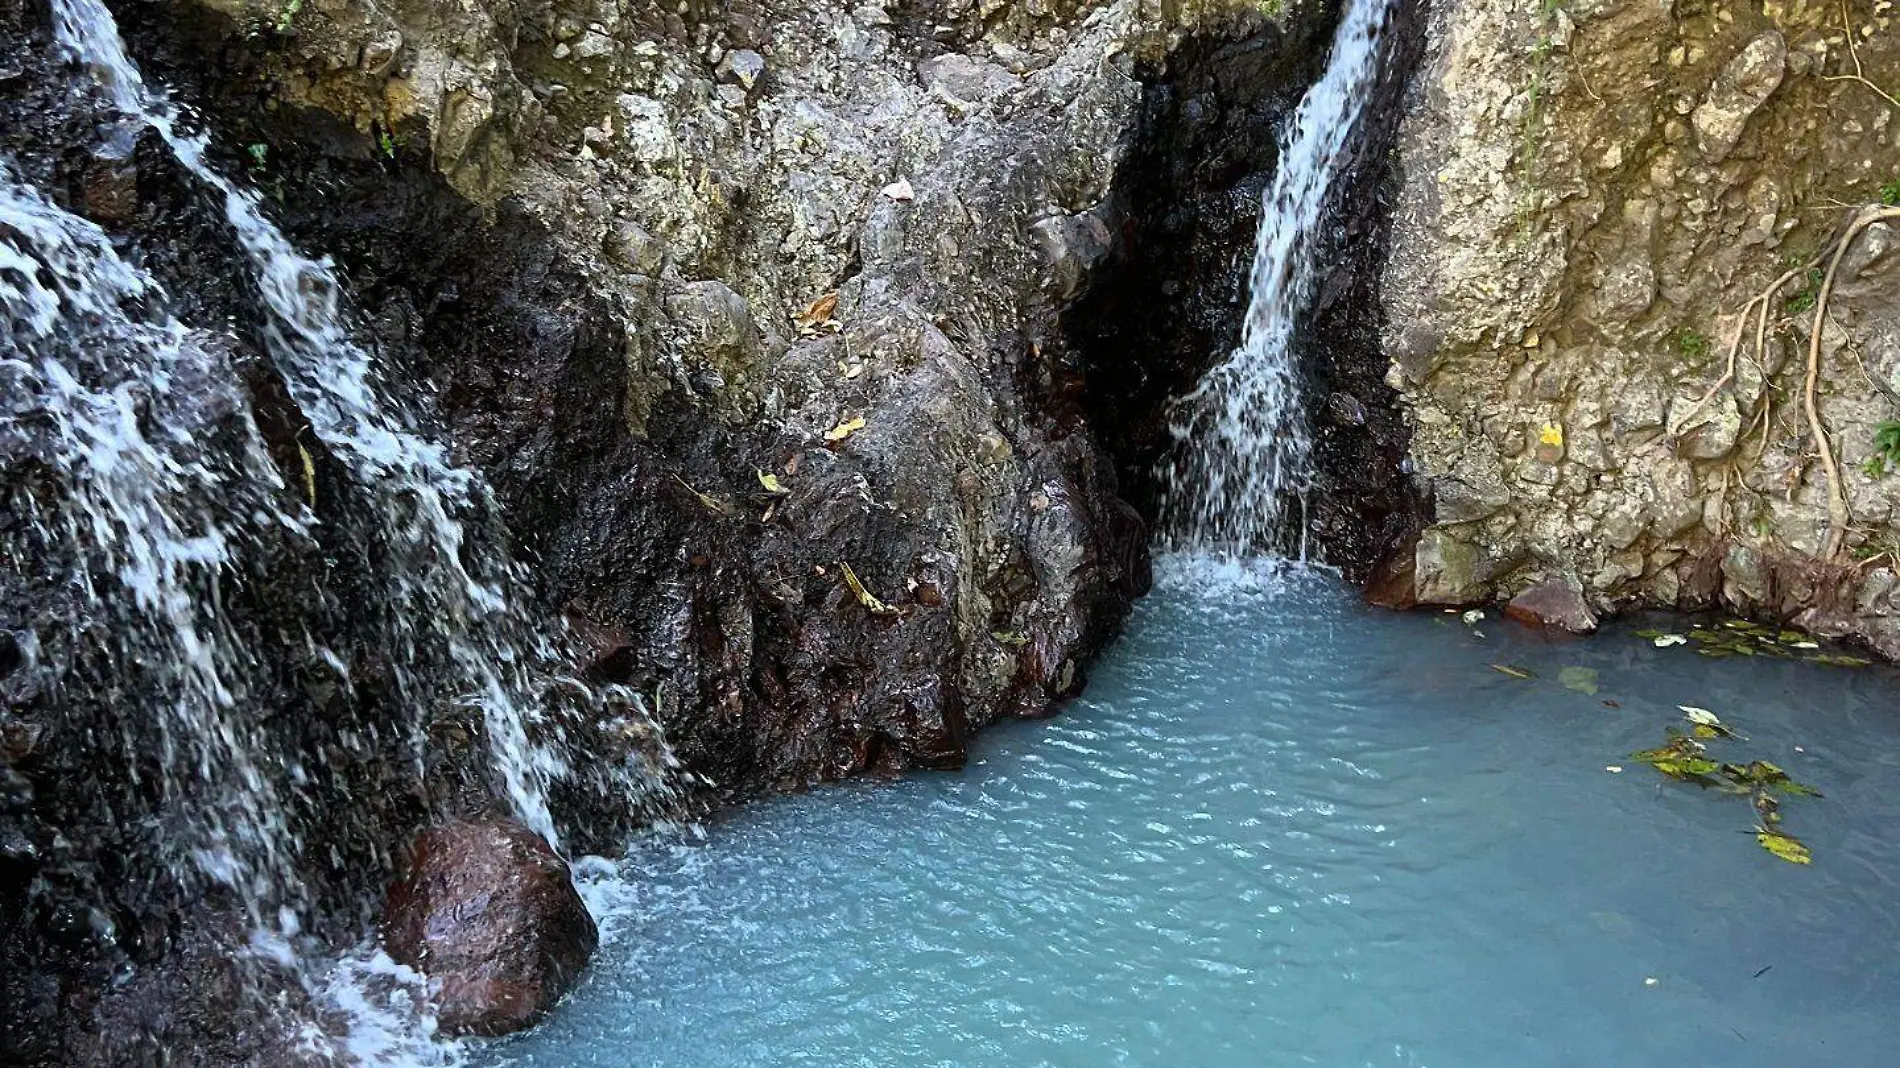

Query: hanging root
[1805,205,1900,561]
[1823,0,1900,112]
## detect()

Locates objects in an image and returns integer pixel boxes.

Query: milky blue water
[486,563,1900,1068]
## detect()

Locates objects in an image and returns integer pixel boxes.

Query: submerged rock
[381,819,598,1037]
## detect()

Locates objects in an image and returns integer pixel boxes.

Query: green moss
[1668,326,1711,362]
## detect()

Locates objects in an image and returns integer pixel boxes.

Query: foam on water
[478,565,1900,1068]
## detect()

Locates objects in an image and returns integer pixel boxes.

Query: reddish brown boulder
[381,818,597,1037]
[1504,579,1598,635]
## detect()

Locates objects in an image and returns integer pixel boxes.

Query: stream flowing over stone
[1161,0,1395,559]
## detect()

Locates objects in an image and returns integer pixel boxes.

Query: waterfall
[2,0,676,1056]
[2,168,313,942]
[1161,0,1395,559]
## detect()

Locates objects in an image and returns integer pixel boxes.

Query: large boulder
[381,819,598,1037]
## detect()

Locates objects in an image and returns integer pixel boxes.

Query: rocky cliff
[2,0,1382,1061]
[1379,0,1900,654]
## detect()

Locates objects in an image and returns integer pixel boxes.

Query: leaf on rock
[839,561,899,617]
[1756,830,1812,865]
[793,291,840,336]
[296,441,317,505]
[757,469,789,495]
[1559,666,1600,695]
[824,415,867,444]
[672,473,733,516]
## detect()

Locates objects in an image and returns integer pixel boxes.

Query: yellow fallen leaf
[296,441,317,505]
[793,291,838,335]
[671,473,732,516]
[757,469,787,495]
[1539,423,1564,447]
[824,415,866,443]
[839,562,899,616]
[1490,663,1534,679]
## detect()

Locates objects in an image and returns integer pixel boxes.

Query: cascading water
[3,0,677,1059]
[47,0,596,850]
[1,167,311,943]
[1161,0,1395,559]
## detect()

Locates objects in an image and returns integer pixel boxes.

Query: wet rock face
[382,819,598,1037]
[1382,0,1900,653]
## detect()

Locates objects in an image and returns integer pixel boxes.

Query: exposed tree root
[1805,205,1900,560]
[1823,1,1900,112]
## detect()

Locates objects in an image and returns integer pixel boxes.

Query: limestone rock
[1690,32,1785,163]
[381,819,597,1038]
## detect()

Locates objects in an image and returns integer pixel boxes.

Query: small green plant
[1669,326,1711,361]
[246,142,269,172]
[379,130,398,160]
[1881,178,1900,207]
[1785,267,1825,315]
[275,0,303,34]
[1862,421,1900,479]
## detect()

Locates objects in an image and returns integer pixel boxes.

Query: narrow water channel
[483,560,1900,1067]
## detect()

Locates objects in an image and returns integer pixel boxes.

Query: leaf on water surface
[1805,653,1872,668]
[1560,666,1600,695]
[1462,609,1485,625]
[1653,634,1689,647]
[1490,663,1534,679]
[824,416,867,444]
[1632,736,1721,784]
[839,561,900,617]
[1757,830,1813,865]
[1680,705,1744,740]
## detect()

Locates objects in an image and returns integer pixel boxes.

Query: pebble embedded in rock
[717,49,765,90]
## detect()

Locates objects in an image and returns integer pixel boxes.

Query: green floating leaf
[1559,666,1600,695]
[1632,738,1722,784]
[1757,830,1812,865]
[1806,653,1871,668]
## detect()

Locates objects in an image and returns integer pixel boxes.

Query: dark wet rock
[381,819,597,1037]
[1504,579,1598,635]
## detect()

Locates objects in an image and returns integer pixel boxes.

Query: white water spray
[50,0,591,849]
[1163,0,1395,558]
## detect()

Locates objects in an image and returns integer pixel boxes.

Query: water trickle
[45,0,677,853]
[1161,0,1394,559]
[1,167,310,940]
